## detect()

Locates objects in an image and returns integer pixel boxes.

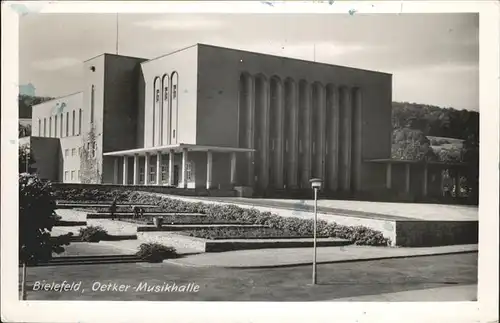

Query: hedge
[54,188,391,246]
[180,227,329,240]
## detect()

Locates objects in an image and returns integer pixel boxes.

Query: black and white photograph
[1,1,498,322]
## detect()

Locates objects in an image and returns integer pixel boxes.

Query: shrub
[79,225,109,242]
[52,187,391,246]
[19,174,72,266]
[136,243,178,263]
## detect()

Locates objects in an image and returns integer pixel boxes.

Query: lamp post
[309,178,322,285]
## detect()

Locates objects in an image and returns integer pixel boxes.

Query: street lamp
[309,178,322,285]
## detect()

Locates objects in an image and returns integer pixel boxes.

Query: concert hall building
[27,43,394,197]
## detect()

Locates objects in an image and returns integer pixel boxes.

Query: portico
[103,144,254,189]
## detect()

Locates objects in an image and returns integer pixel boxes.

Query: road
[20,252,477,301]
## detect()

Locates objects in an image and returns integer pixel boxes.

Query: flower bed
[178,227,330,240]
[52,187,391,246]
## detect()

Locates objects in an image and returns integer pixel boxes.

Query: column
[303,82,313,186]
[261,78,271,188]
[206,151,213,189]
[352,88,363,191]
[422,163,428,196]
[386,163,392,189]
[168,150,174,186]
[318,84,327,181]
[247,76,255,187]
[156,151,162,185]
[290,80,299,188]
[144,153,150,185]
[340,87,352,191]
[405,163,411,194]
[122,156,129,185]
[276,80,285,188]
[133,154,139,185]
[113,158,119,184]
[331,87,340,191]
[230,152,237,186]
[181,148,188,189]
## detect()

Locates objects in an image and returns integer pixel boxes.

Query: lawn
[21,253,477,301]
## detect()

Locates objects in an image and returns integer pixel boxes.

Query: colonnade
[112,149,238,190]
[237,73,363,192]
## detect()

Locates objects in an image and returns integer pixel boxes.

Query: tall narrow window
[72,110,76,136]
[90,85,95,124]
[78,109,82,134]
[38,119,41,136]
[60,113,64,137]
[49,117,52,137]
[54,115,58,137]
[66,112,69,137]
[43,118,47,136]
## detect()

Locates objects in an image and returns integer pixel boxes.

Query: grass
[20,253,478,301]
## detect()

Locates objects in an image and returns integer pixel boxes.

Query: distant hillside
[392,101,479,142]
[18,94,54,118]
[391,102,479,163]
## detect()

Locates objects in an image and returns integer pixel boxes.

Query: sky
[19,12,479,111]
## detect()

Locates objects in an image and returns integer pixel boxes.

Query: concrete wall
[31,92,83,139]
[59,136,83,183]
[196,44,392,193]
[140,45,199,148]
[24,137,60,181]
[101,54,147,183]
[103,54,147,153]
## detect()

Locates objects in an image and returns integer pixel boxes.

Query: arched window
[54,115,58,137]
[38,119,41,136]
[43,118,47,136]
[49,117,52,137]
[153,77,161,146]
[161,73,170,145]
[170,71,179,144]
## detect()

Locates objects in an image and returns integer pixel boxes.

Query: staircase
[32,255,145,266]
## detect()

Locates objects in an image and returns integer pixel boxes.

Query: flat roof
[197,43,392,76]
[103,144,255,156]
[367,158,470,167]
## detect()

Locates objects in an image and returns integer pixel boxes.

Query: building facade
[29,44,393,197]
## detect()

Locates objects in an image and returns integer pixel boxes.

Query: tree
[19,123,32,138]
[19,145,36,174]
[19,174,72,299]
[18,94,54,119]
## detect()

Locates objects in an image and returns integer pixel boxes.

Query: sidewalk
[167,244,478,268]
[329,284,477,302]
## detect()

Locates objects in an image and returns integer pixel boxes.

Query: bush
[136,243,177,263]
[79,226,109,242]
[52,187,391,246]
[19,174,72,265]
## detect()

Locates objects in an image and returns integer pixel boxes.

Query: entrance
[173,165,180,186]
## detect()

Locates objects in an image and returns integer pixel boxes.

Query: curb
[164,249,478,269]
